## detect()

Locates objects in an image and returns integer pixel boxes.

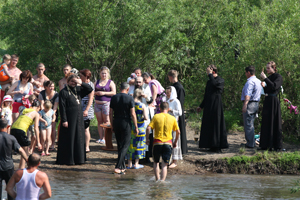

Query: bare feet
[114,168,126,174]
[169,163,177,168]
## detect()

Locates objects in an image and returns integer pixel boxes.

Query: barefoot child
[39,100,55,156]
[1,95,13,134]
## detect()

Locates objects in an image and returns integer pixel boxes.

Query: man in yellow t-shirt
[146,102,180,181]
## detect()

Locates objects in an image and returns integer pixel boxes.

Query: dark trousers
[146,133,154,158]
[0,168,14,200]
[114,118,131,170]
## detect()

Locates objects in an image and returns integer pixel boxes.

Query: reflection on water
[2,171,300,199]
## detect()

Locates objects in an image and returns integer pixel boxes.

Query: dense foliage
[0,0,299,135]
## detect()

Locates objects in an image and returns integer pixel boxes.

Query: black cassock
[173,82,188,154]
[199,74,228,149]
[260,73,283,150]
[56,83,93,165]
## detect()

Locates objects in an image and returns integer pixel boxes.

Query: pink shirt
[149,80,165,95]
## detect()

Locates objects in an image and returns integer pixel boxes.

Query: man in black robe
[259,61,283,151]
[197,65,228,153]
[168,70,188,154]
[56,74,93,165]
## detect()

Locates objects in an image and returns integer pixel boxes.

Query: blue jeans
[243,102,259,147]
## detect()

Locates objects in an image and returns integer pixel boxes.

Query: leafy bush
[1,0,299,136]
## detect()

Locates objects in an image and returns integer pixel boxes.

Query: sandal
[46,153,51,156]
[96,139,102,143]
[41,152,46,156]
[100,139,105,144]
[134,165,144,169]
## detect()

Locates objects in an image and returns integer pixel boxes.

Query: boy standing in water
[146,102,180,181]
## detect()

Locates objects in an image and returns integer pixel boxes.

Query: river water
[2,171,300,199]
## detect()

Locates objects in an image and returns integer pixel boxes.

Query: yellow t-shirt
[11,108,35,134]
[148,113,179,142]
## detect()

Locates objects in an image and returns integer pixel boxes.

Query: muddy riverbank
[12,124,300,175]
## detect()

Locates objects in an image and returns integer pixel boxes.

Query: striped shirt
[82,81,94,120]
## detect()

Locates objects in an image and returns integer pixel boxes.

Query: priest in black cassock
[197,65,228,153]
[56,74,93,165]
[168,70,188,154]
[259,61,283,151]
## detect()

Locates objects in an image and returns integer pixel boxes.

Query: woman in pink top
[94,66,116,144]
[142,72,166,113]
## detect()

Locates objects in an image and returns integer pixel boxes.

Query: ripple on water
[2,172,300,199]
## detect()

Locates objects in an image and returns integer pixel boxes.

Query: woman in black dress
[56,74,93,165]
[260,61,283,151]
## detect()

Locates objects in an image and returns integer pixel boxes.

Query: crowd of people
[0,52,284,199]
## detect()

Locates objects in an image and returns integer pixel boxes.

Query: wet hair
[267,61,277,72]
[80,69,92,79]
[142,72,155,80]
[63,64,72,69]
[0,118,8,129]
[43,80,54,88]
[133,88,143,101]
[44,100,52,109]
[245,66,255,75]
[120,82,129,90]
[19,70,33,82]
[31,99,40,108]
[36,63,45,68]
[208,65,218,73]
[2,54,11,61]
[100,66,111,79]
[159,102,169,111]
[28,153,41,167]
[11,54,19,60]
[167,70,178,78]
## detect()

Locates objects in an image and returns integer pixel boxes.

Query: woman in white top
[166,86,182,168]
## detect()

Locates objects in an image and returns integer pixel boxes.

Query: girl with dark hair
[10,99,41,169]
[259,61,283,151]
[80,69,95,152]
[7,70,33,122]
[142,72,166,113]
[38,81,59,151]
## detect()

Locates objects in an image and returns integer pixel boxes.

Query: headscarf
[167,86,177,102]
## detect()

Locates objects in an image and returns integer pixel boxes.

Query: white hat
[3,95,13,102]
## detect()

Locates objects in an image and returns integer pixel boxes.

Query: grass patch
[224,151,300,168]
[239,147,245,154]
